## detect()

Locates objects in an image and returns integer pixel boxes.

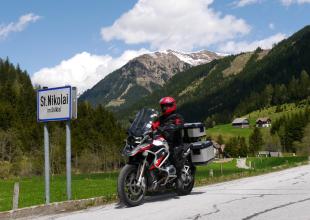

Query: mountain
[79,50,221,109]
[116,25,310,124]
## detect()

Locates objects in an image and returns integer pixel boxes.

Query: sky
[0,0,309,93]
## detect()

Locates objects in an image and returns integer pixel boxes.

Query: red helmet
[159,96,176,116]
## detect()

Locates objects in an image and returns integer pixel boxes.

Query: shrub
[0,161,12,179]
[30,151,44,175]
[12,156,33,177]
[79,150,101,173]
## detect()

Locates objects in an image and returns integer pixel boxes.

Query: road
[36,164,310,220]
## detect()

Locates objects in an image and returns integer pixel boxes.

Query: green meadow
[0,156,307,212]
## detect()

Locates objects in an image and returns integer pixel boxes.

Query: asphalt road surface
[36,164,310,220]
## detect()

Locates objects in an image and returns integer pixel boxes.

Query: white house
[256,117,272,128]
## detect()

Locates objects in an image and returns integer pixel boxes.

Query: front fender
[127,155,144,165]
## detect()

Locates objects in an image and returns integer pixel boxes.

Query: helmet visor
[161,103,173,113]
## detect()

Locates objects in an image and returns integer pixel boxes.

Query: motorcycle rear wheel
[117,164,146,207]
[176,162,195,196]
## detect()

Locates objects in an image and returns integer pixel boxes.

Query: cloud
[269,23,275,30]
[31,49,150,94]
[234,0,310,6]
[218,33,286,54]
[281,0,310,5]
[101,0,250,51]
[0,13,41,40]
[232,0,261,7]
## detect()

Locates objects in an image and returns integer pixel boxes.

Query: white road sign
[37,86,77,122]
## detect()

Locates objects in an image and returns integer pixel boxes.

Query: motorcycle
[117,108,212,207]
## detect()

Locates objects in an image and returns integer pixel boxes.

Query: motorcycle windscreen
[128,108,158,137]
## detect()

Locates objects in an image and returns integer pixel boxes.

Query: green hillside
[207,102,308,142]
[207,124,253,142]
[116,25,310,125]
[79,69,160,110]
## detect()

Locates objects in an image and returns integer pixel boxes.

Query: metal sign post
[44,123,50,204]
[37,86,77,203]
[66,121,71,200]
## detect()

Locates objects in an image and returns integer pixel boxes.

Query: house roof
[232,117,249,124]
[256,117,271,123]
[258,151,269,155]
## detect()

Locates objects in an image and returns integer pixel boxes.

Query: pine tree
[294,123,310,155]
[238,137,248,157]
[249,127,264,155]
[224,137,239,157]
[300,70,310,98]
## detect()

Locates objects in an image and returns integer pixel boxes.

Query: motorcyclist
[151,96,184,175]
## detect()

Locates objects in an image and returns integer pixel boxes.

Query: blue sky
[0,0,309,93]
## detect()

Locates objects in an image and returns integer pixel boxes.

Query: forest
[0,58,125,178]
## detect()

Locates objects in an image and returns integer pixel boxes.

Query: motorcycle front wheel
[117,164,146,207]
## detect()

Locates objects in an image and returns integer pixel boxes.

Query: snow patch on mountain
[149,49,222,66]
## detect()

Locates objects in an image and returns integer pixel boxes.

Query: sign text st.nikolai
[37,85,77,204]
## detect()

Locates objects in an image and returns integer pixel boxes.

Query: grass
[246,103,307,125]
[196,159,244,180]
[0,172,118,212]
[207,124,253,142]
[207,102,308,142]
[201,157,308,177]
[194,156,308,186]
[0,156,308,212]
[223,52,253,77]
[246,156,307,169]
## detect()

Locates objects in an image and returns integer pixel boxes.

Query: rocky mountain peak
[79,49,222,109]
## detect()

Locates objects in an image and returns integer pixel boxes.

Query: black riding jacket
[155,112,184,148]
